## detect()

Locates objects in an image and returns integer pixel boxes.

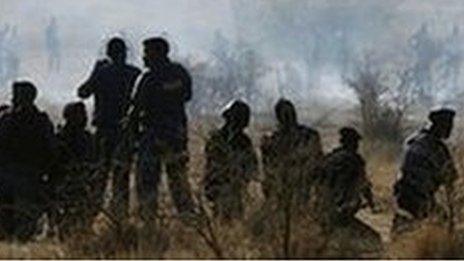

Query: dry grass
[2,115,464,258]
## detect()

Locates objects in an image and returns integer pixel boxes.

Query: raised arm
[77,60,107,99]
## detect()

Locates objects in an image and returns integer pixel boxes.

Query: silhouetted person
[316,127,375,226]
[45,16,60,72]
[392,108,457,234]
[203,100,258,221]
[49,102,98,237]
[78,37,141,222]
[261,99,323,208]
[130,37,194,222]
[0,81,56,241]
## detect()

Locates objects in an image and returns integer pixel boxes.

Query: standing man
[261,99,323,208]
[130,37,195,222]
[0,81,56,241]
[203,100,258,221]
[393,109,458,234]
[78,37,141,222]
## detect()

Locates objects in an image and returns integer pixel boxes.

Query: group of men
[0,36,196,240]
[0,36,458,243]
[203,96,458,239]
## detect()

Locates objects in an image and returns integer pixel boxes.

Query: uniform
[133,57,194,220]
[319,147,373,222]
[392,109,457,233]
[395,130,457,218]
[78,45,141,221]
[204,127,258,220]
[0,104,56,240]
[316,128,374,225]
[49,102,98,235]
[261,125,323,206]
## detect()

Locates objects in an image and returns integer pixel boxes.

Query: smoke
[0,0,463,115]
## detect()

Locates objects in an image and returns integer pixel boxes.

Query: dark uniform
[203,101,258,220]
[261,99,323,207]
[317,128,374,225]
[131,37,194,221]
[78,38,141,221]
[49,102,97,236]
[393,109,457,233]
[0,82,56,241]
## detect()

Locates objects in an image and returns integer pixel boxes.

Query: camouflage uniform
[132,37,195,221]
[393,110,457,233]
[261,99,323,207]
[0,82,56,241]
[49,102,98,235]
[203,101,258,220]
[78,38,141,220]
[316,128,374,225]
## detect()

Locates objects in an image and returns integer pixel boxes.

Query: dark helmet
[63,101,88,127]
[107,37,127,60]
[222,100,251,129]
[275,98,297,126]
[428,108,455,139]
[12,81,38,106]
[143,37,170,57]
[428,108,456,126]
[339,127,362,144]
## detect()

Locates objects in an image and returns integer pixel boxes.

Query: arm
[77,60,107,99]
[162,65,192,102]
[241,138,259,183]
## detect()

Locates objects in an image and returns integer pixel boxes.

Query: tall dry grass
[2,116,464,258]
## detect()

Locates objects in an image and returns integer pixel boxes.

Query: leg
[165,152,195,215]
[112,157,131,222]
[136,139,161,222]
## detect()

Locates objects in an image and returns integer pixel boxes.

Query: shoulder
[37,111,54,126]
[125,64,142,76]
[353,152,366,166]
[0,105,12,120]
[137,71,156,85]
[324,147,352,164]
[207,129,224,143]
[298,125,320,139]
[169,62,190,76]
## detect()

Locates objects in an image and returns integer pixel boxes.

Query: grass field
[1,113,464,259]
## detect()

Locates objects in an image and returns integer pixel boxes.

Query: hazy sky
[1,0,236,54]
[1,0,464,113]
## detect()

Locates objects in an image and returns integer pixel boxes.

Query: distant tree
[345,53,415,144]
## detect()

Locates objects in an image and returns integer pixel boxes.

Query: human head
[339,127,362,151]
[63,101,88,129]
[275,98,297,127]
[222,100,251,131]
[142,37,170,67]
[107,37,127,64]
[428,108,455,139]
[12,81,37,108]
